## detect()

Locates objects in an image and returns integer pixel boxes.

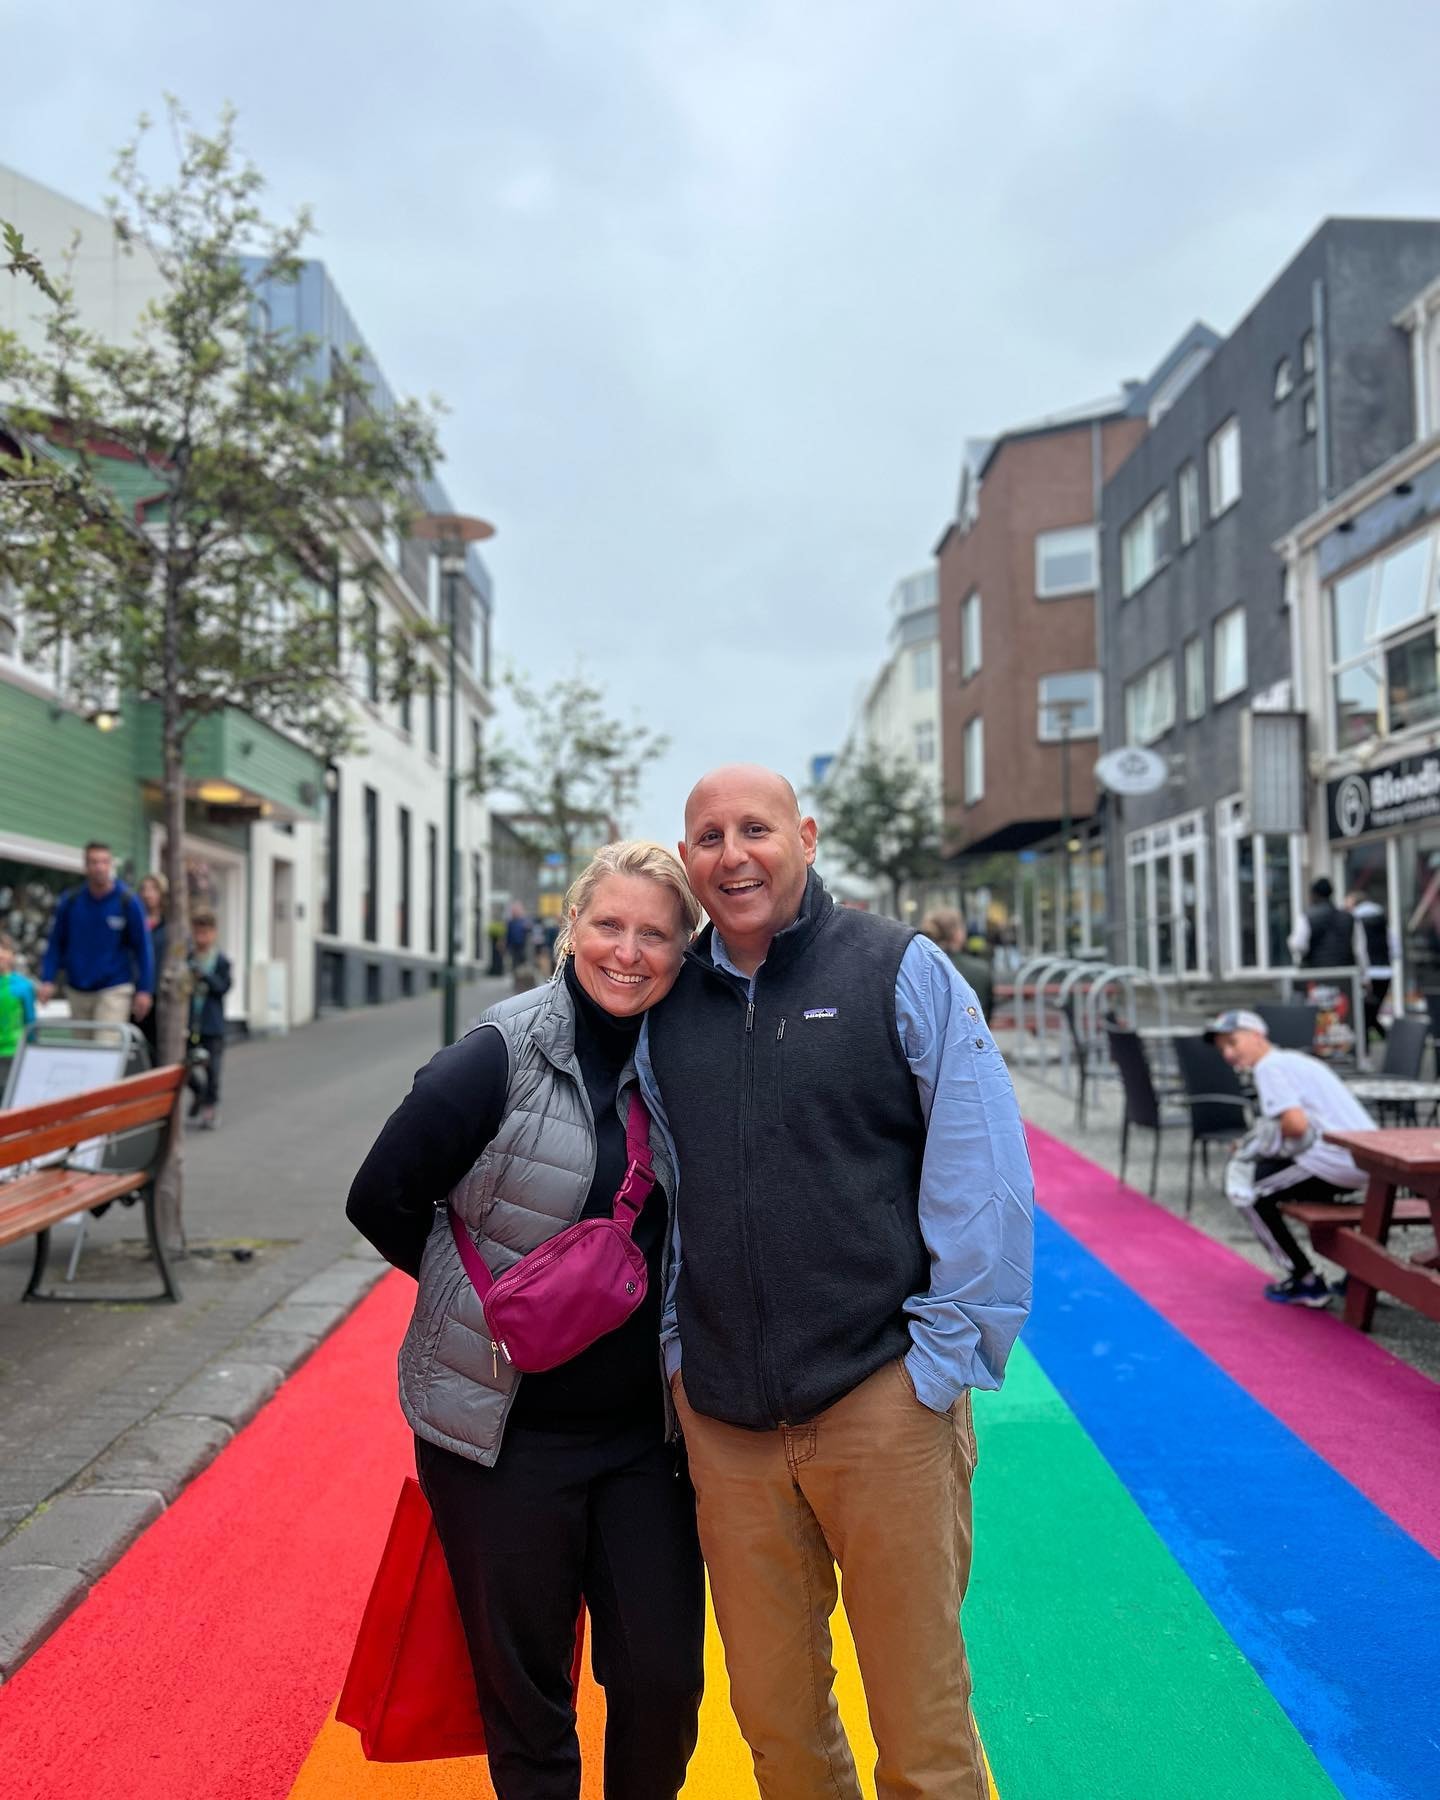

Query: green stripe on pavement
[966,1345,1339,1799]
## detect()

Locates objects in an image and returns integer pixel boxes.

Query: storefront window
[1216,795,1301,974]
[1126,812,1209,975]
[1385,628,1440,735]
[1400,828,1440,1003]
[1334,660,1382,746]
[1328,528,1440,750]
[1264,836,1294,967]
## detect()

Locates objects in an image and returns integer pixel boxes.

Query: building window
[1212,606,1248,702]
[1208,417,1242,517]
[471,717,484,787]
[427,822,439,955]
[362,785,379,944]
[1124,656,1176,746]
[1301,328,1317,375]
[1216,795,1302,973]
[1120,492,1169,597]
[397,805,412,948]
[1184,634,1206,721]
[1328,528,1440,748]
[1125,811,1208,976]
[426,669,439,756]
[471,595,488,685]
[1273,358,1294,403]
[1303,392,1318,437]
[1037,671,1100,740]
[961,591,981,679]
[963,716,984,804]
[1178,462,1200,547]
[426,554,441,619]
[1035,526,1097,598]
[398,678,412,737]
[361,597,381,705]
[914,718,936,763]
[322,766,340,937]
[910,643,935,691]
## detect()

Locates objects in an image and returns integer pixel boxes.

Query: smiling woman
[557,841,703,1018]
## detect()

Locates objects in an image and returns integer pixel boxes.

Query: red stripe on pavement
[0,1271,418,1800]
[1027,1125,1440,1555]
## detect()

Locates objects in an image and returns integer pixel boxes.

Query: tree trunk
[154,579,189,1257]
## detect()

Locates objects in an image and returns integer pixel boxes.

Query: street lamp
[1042,695,1079,952]
[412,512,496,1045]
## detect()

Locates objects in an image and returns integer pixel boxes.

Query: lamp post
[412,512,496,1045]
[1043,695,1080,951]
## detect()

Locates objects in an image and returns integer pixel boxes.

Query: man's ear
[799,816,819,865]
[677,839,689,869]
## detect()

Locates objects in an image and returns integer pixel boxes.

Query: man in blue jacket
[647,765,1034,1800]
[38,841,154,1028]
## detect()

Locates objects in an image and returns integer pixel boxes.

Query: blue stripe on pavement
[1025,1207,1440,1800]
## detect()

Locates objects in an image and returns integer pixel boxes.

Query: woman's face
[139,879,162,916]
[569,874,689,1019]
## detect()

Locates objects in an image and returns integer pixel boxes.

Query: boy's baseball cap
[1202,1008,1269,1042]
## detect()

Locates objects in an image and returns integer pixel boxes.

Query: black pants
[1252,1158,1347,1277]
[1364,977,1391,1047]
[188,1034,224,1108]
[416,1422,705,1800]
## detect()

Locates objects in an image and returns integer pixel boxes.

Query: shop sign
[1094,746,1168,796]
[1329,751,1440,839]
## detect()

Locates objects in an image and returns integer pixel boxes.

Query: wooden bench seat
[0,1065,187,1302]
[1278,1197,1432,1229]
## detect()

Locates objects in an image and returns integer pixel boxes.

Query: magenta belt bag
[448,1092,656,1374]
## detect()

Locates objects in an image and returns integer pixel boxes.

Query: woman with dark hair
[136,873,168,1061]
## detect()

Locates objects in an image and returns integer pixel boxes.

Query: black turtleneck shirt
[346,959,667,1433]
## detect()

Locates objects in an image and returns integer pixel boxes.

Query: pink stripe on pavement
[1026,1123,1440,1558]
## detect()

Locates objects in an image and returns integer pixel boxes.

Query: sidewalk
[0,971,513,1676]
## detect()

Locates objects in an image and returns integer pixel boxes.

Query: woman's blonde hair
[138,871,170,908]
[554,840,700,964]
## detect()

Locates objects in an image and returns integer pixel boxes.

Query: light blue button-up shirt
[643,927,1034,1414]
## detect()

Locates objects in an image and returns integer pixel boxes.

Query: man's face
[85,848,113,890]
[681,769,817,954]
[1216,1027,1268,1071]
[0,944,13,974]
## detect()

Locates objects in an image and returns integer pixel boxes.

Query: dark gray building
[1098,218,1440,986]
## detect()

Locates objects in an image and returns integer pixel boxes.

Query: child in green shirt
[0,933,38,1102]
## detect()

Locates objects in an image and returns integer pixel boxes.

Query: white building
[0,164,493,1028]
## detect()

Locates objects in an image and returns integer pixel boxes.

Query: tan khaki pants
[674,1359,985,1800]
[66,984,135,1025]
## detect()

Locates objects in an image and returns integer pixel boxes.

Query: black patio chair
[1106,1026,1188,1198]
[1365,1013,1433,1124]
[1170,1035,1250,1216]
[1256,1003,1319,1052]
[1062,996,1089,1130]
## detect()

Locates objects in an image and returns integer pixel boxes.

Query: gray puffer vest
[397,978,678,1467]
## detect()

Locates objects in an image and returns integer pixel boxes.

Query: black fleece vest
[1303,901,1354,969]
[647,872,925,1429]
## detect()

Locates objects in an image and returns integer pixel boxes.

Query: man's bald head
[684,764,801,837]
[680,765,818,976]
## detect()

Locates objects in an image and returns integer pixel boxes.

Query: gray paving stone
[0,1491,162,1581]
[162,1361,284,1429]
[226,1329,319,1372]
[252,1298,351,1340]
[81,1414,232,1503]
[0,1566,87,1680]
[285,1261,387,1310]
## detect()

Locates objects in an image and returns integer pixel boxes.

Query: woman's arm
[346,1025,509,1277]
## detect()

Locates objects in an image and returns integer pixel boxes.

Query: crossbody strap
[448,1089,657,1296]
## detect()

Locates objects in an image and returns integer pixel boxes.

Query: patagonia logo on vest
[803,1007,838,1020]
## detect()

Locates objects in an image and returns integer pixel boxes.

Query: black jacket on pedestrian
[1302,902,1356,970]
[189,953,232,1039]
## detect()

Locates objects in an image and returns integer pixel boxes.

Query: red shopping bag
[337,1477,585,1762]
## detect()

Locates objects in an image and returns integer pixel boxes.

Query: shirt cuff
[905,1347,959,1415]
[663,1338,682,1382]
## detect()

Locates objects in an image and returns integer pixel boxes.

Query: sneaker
[1263,1272,1332,1307]
[200,1107,219,1131]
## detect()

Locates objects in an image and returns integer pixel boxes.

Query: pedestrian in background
[186,908,231,1130]
[1347,888,1394,1044]
[0,932,37,1099]
[504,900,530,987]
[347,842,706,1800]
[137,872,169,1062]
[920,906,995,1016]
[37,841,154,1027]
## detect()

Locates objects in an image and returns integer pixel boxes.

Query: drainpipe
[1312,278,1333,502]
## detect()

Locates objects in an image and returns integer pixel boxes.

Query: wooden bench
[0,1065,187,1303]
[1279,1129,1440,1331]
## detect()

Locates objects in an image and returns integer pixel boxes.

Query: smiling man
[644,764,1033,1800]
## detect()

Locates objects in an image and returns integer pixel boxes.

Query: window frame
[1215,794,1305,975]
[1037,670,1101,742]
[1184,634,1205,720]
[1207,416,1242,519]
[1034,525,1098,599]
[960,590,981,680]
[1177,462,1200,548]
[1124,656,1176,747]
[1326,527,1440,752]
[1120,491,1170,598]
[1212,605,1248,704]
[963,715,984,805]
[1124,808,1210,977]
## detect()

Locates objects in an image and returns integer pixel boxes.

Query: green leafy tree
[2,221,61,301]
[0,102,441,1248]
[817,745,946,917]
[489,671,669,889]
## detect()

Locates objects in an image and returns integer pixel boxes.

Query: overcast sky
[5,0,1440,843]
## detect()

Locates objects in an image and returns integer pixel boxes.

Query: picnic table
[1295,1129,1440,1331]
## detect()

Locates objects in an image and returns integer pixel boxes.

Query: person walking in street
[37,841,154,1027]
[505,900,531,988]
[0,932,38,1098]
[1289,876,1364,973]
[920,906,994,1016]
[644,765,1034,1800]
[347,842,706,1800]
[137,872,169,1062]
[1347,889,1394,1045]
[185,909,231,1130]
[1207,1009,1375,1306]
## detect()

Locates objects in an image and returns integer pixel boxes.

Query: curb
[0,1248,389,1683]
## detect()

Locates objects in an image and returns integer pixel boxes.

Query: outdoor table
[1318,1129,1440,1331]
[1343,1077,1440,1118]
